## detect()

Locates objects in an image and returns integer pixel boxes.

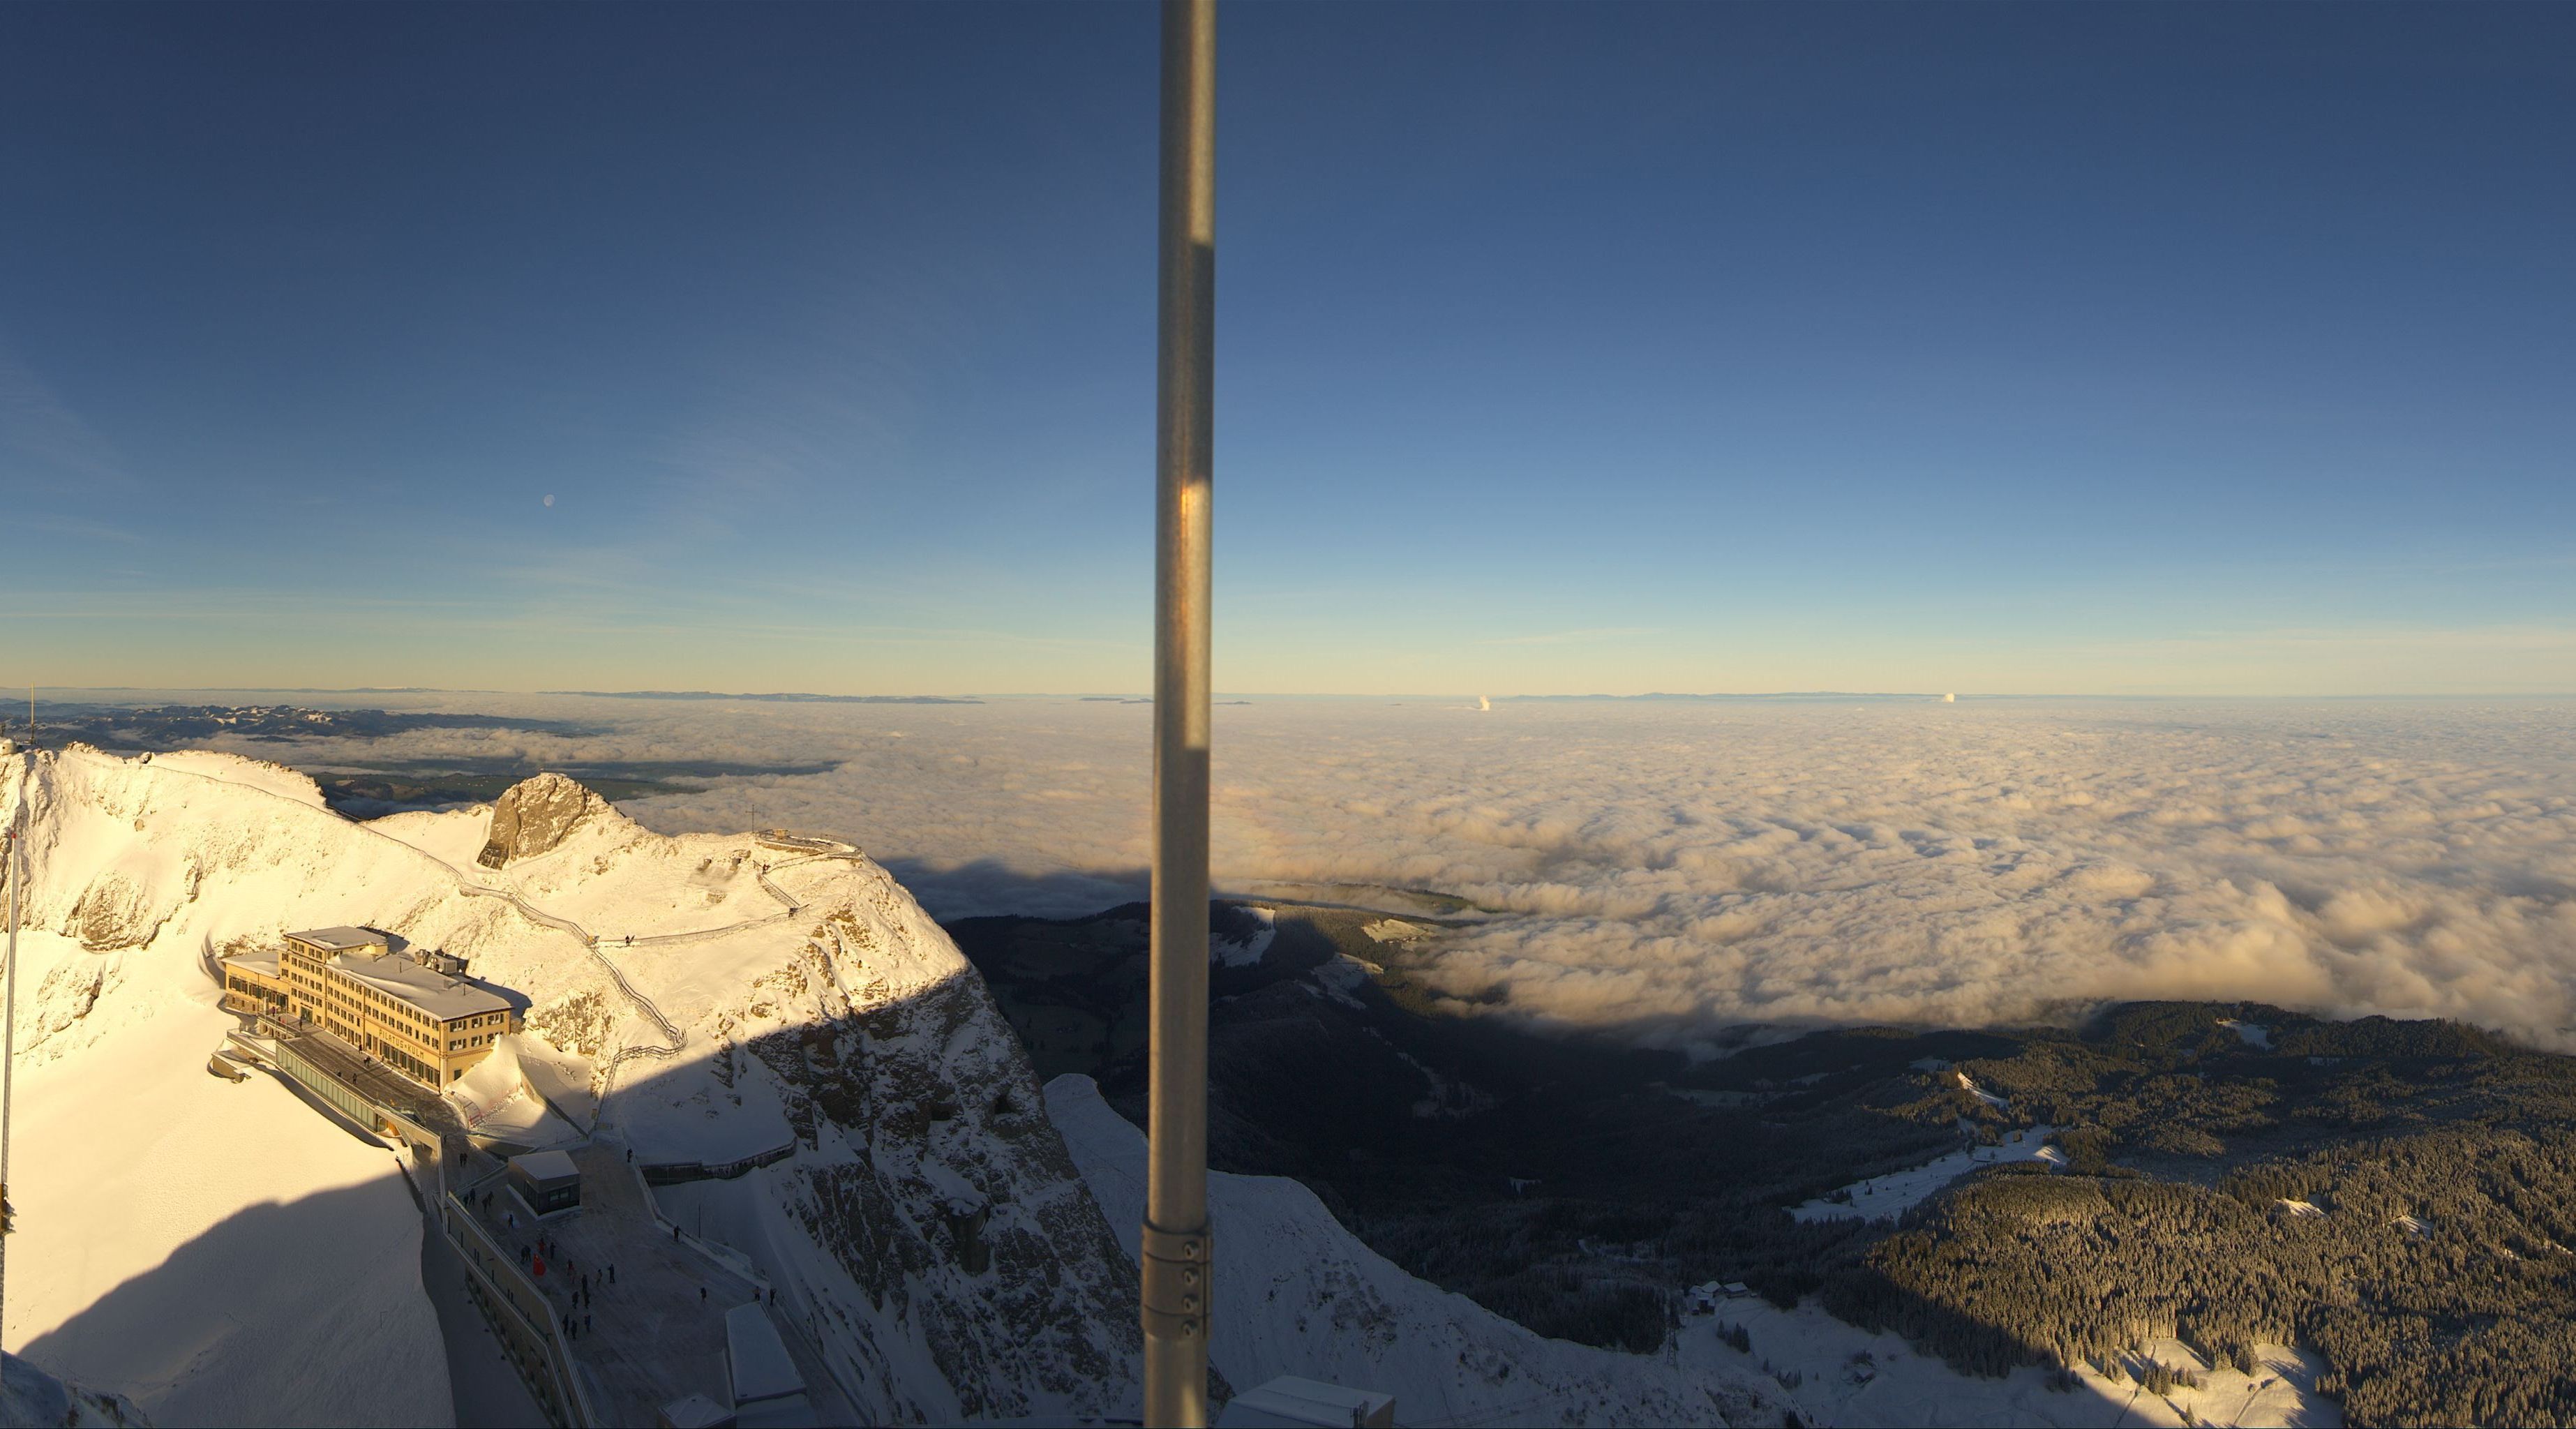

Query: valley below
[954,899,2576,1428]
[2,721,2571,1426]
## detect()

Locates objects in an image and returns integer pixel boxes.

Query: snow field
[1213,906,1276,967]
[1683,1297,2338,1428]
[1791,1126,2065,1224]
[3,749,458,1426]
[2,935,449,1426]
[5,745,1146,1423]
[2217,1018,2275,1049]
[1045,1074,1785,1428]
[1044,1070,2335,1428]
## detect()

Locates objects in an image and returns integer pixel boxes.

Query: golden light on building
[224,927,523,1088]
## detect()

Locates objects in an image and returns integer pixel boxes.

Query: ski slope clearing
[1957,1070,2008,1108]
[2217,1017,2274,1049]
[2,746,1145,1423]
[1212,905,1275,967]
[1682,1300,2339,1428]
[1792,1127,2064,1224]
[1046,1075,1786,1428]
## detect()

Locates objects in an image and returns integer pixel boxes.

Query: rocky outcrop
[477,772,608,868]
[728,910,1147,1421]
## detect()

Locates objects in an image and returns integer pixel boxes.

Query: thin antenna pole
[1,772,20,1329]
[1143,1,1215,1424]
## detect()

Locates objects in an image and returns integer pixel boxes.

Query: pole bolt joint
[1141,1218,1213,1344]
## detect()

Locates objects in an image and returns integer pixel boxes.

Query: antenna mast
[1144,1,1216,1423]
[1,761,22,1326]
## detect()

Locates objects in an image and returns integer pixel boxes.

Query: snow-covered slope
[1672,1299,2338,1429]
[1044,1075,2340,1429]
[2,1351,151,1428]
[5,937,448,1426]
[1,752,451,1427]
[1,748,1142,1424]
[1044,1075,1788,1428]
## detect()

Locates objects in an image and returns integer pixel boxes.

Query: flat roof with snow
[1215,1376,1395,1429]
[724,1302,804,1406]
[330,949,517,1019]
[286,926,388,952]
[508,1149,581,1186]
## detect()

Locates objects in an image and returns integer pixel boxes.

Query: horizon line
[16,686,2576,703]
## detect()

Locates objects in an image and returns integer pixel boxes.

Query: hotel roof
[222,948,282,975]
[329,948,518,1021]
[285,926,387,952]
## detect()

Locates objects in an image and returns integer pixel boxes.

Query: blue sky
[2,3,2570,696]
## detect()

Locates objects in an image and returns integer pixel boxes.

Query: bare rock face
[477,772,611,869]
[68,870,169,951]
[737,911,1150,1421]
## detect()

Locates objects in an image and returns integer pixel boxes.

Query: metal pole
[1143,1,1215,1424]
[1,777,20,1331]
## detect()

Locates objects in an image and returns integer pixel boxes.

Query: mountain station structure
[222,925,525,1088]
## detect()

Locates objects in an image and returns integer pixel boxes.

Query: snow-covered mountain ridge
[1,742,1883,1428]
[1,745,1139,1423]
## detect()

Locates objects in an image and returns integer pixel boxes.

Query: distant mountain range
[546,689,980,703]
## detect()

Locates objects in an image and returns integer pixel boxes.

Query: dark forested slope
[951,903,2576,1427]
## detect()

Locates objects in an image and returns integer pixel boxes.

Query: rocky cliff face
[475,770,608,867]
[652,893,1149,1421]
[728,932,1152,1420]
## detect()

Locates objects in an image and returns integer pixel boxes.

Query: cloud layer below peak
[221,693,2576,1052]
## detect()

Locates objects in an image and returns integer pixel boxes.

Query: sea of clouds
[186,693,2576,1051]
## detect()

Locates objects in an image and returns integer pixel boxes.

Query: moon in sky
[544,494,555,507]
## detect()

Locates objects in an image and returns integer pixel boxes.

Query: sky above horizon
[3,3,2572,697]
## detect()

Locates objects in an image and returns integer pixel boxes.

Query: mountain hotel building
[223,927,525,1088]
